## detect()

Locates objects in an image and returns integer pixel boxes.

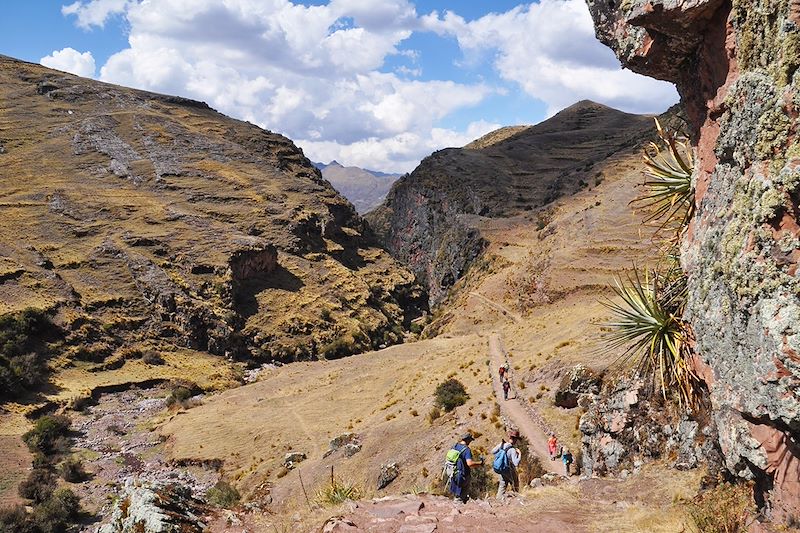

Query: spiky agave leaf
[602,267,700,408]
[632,118,695,237]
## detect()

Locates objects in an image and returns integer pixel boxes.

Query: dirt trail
[469,291,523,324]
[488,333,561,475]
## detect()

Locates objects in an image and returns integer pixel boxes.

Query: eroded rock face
[585,0,800,520]
[580,377,723,477]
[367,101,652,305]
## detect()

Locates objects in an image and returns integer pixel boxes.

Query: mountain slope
[316,161,400,214]
[366,101,653,304]
[0,55,424,367]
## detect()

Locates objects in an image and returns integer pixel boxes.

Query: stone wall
[585,0,800,520]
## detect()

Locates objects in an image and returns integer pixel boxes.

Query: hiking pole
[298,469,312,510]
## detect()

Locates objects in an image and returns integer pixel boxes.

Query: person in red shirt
[548,433,559,461]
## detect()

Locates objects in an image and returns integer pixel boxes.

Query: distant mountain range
[314,161,401,214]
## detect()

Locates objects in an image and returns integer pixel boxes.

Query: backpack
[443,447,466,485]
[493,445,510,474]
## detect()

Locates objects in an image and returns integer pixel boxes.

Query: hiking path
[488,333,561,475]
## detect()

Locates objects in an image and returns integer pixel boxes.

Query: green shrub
[18,468,56,503]
[33,488,81,533]
[59,457,86,483]
[434,379,469,412]
[166,382,199,407]
[0,309,60,400]
[206,480,240,508]
[0,505,34,533]
[141,350,165,365]
[22,415,71,456]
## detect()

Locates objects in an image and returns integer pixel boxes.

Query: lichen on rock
[585,0,800,521]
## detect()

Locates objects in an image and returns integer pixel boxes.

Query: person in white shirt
[491,429,522,498]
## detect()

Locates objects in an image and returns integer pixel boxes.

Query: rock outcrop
[99,479,207,533]
[367,102,653,304]
[585,0,800,521]
[0,55,425,364]
[579,376,723,478]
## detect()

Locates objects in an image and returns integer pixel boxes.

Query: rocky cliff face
[367,102,652,304]
[0,56,424,365]
[585,0,800,521]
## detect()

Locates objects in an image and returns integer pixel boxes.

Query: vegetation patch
[433,379,469,412]
[315,477,362,506]
[206,480,240,508]
[0,308,61,401]
[687,482,755,533]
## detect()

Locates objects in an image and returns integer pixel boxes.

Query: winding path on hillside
[488,333,561,475]
[469,291,523,324]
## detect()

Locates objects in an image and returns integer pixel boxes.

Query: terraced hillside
[367,101,654,304]
[0,55,424,372]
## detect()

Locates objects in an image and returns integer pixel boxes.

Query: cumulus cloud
[59,0,677,172]
[62,0,131,29]
[423,0,678,116]
[40,47,96,78]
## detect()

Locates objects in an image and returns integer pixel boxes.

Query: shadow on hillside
[234,265,304,318]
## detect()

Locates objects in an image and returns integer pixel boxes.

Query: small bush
[315,478,362,506]
[206,480,240,508]
[166,382,201,408]
[0,308,60,401]
[19,468,56,503]
[434,379,469,412]
[687,482,754,533]
[22,415,71,456]
[427,407,441,423]
[0,505,34,533]
[59,457,86,483]
[33,488,80,532]
[141,350,164,365]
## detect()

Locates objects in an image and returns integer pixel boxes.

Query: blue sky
[0,1,677,172]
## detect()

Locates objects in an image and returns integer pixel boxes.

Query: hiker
[562,447,573,476]
[446,433,484,503]
[502,377,511,400]
[548,433,559,461]
[491,429,521,498]
[498,365,505,380]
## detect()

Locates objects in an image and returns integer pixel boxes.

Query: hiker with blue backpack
[444,433,483,503]
[491,429,521,498]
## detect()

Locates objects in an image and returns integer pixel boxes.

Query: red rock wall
[586,0,800,522]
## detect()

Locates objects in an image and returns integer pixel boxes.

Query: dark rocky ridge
[585,0,800,522]
[0,55,425,365]
[366,101,653,304]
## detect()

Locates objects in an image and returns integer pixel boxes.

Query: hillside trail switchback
[489,333,561,475]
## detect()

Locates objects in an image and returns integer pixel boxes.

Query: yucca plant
[632,118,695,238]
[602,265,701,408]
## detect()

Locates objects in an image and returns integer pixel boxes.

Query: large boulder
[554,364,602,408]
[583,0,800,520]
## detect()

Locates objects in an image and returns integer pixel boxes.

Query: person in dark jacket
[449,433,483,503]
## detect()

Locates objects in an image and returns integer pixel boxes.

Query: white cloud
[59,0,677,172]
[423,0,678,116]
[40,47,96,78]
[302,119,501,173]
[62,0,131,29]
